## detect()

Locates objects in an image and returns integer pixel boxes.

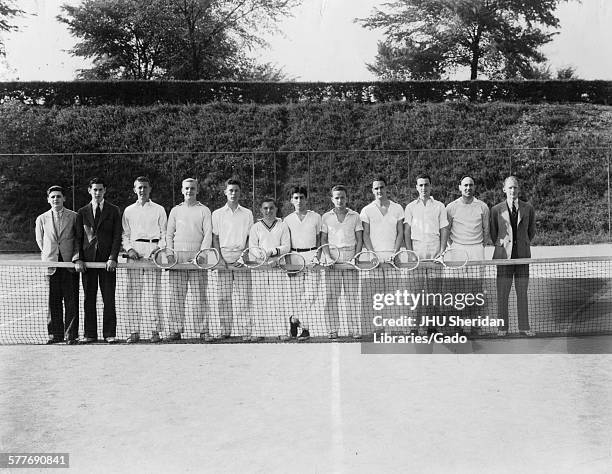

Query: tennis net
[0,256,611,344]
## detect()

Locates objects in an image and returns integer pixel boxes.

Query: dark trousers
[82,268,117,339]
[496,264,530,331]
[48,269,80,340]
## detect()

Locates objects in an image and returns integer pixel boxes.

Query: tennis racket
[311,244,340,267]
[191,248,220,270]
[388,249,420,270]
[230,246,268,269]
[345,250,380,271]
[423,248,469,268]
[121,247,176,269]
[150,247,178,269]
[278,252,306,274]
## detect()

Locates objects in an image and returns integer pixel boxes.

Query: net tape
[1,257,611,344]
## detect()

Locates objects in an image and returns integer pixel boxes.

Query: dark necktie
[511,203,517,217]
[94,203,101,228]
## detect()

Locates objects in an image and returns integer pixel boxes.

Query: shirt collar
[328,207,355,216]
[134,199,153,207]
[506,199,518,209]
[223,203,243,213]
[415,196,434,205]
[91,199,104,209]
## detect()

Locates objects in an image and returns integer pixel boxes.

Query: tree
[58,0,299,80]
[357,0,569,80]
[0,0,24,57]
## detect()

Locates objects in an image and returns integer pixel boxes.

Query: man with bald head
[490,176,536,337]
[446,176,491,335]
[446,176,490,261]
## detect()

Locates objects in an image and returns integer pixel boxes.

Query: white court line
[0,309,46,328]
[331,343,344,471]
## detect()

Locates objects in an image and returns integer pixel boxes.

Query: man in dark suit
[490,176,537,337]
[35,186,82,344]
[76,177,122,343]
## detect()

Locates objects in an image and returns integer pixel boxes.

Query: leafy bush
[0,80,611,106]
[0,101,610,250]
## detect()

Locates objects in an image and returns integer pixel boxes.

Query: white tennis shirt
[167,201,212,252]
[360,200,404,252]
[212,203,253,250]
[284,211,322,249]
[249,218,291,254]
[122,200,168,251]
[446,197,490,245]
[321,208,363,248]
[404,197,448,242]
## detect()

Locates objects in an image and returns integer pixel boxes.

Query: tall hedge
[0,80,611,106]
[0,100,610,250]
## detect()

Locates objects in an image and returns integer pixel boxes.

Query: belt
[291,247,317,252]
[135,239,159,243]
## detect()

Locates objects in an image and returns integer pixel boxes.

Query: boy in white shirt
[166,178,216,341]
[122,176,167,343]
[360,177,404,334]
[283,186,322,340]
[212,178,254,340]
[249,198,291,341]
[321,185,363,339]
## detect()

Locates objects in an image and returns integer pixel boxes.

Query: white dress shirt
[122,200,168,251]
[404,197,448,242]
[212,203,254,250]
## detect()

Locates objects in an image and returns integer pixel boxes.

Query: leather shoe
[80,336,96,344]
[105,337,118,344]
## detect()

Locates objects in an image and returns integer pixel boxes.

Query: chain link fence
[1,148,610,250]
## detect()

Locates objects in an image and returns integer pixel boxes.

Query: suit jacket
[76,201,122,262]
[490,200,536,259]
[35,208,80,274]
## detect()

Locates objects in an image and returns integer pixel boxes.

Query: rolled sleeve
[201,208,212,249]
[438,203,449,229]
[166,207,177,250]
[279,222,291,255]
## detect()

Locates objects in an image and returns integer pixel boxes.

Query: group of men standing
[36,173,536,344]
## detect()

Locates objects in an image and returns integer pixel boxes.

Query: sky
[1,0,612,81]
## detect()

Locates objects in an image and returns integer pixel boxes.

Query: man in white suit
[35,185,83,344]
